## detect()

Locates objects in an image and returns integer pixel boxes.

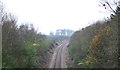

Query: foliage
[69,15,119,68]
[88,19,118,68]
[2,13,53,68]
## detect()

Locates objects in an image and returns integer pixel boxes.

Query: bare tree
[98,0,120,15]
[0,0,5,24]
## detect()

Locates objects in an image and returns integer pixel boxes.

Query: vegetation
[69,3,119,68]
[1,12,53,68]
[1,0,119,68]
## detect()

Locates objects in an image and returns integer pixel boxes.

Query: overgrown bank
[68,12,119,68]
[2,13,55,68]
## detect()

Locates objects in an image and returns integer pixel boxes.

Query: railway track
[49,40,69,68]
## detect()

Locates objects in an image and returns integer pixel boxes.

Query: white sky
[2,0,111,35]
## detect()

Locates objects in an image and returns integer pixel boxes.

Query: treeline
[1,13,53,68]
[48,35,70,42]
[69,5,119,68]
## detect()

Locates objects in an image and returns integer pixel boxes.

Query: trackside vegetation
[2,13,54,68]
[69,11,119,68]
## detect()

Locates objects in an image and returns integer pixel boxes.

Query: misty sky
[3,0,111,35]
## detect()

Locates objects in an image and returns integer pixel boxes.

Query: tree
[99,0,120,15]
[0,1,4,68]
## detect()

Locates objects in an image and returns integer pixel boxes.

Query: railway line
[49,40,69,68]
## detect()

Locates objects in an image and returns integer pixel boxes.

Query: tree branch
[106,2,117,14]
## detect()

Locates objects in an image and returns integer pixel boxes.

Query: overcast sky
[2,0,111,35]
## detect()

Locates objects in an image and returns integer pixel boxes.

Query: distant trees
[55,29,74,37]
[48,29,74,42]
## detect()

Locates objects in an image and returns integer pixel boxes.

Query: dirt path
[49,40,69,68]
